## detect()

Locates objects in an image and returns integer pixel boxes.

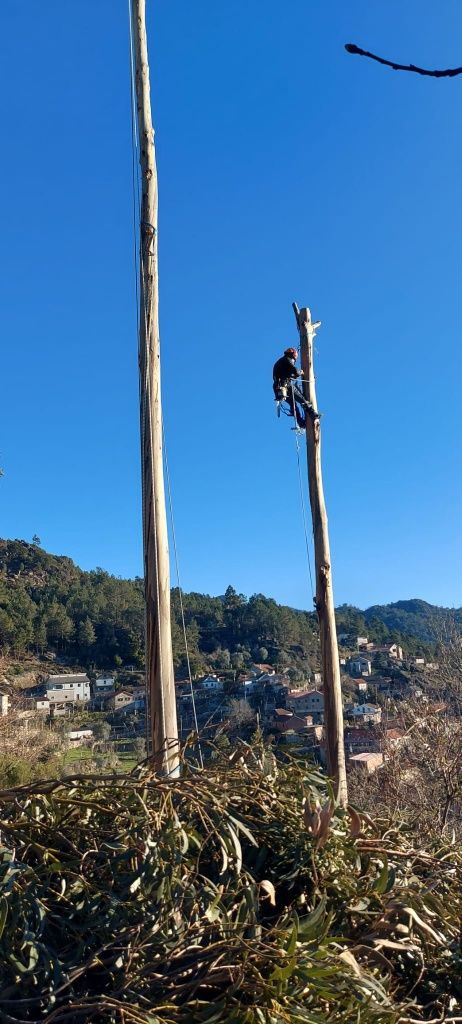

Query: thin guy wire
[163,420,204,768]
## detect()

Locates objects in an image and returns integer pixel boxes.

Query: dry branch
[345,43,462,78]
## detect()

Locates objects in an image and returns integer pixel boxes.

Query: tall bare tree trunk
[131,0,179,774]
[293,304,348,806]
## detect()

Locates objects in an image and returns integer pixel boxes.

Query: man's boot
[306,404,321,422]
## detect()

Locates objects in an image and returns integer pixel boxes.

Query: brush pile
[0,747,460,1023]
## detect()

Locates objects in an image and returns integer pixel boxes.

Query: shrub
[0,746,460,1022]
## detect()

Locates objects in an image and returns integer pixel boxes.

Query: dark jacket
[273,355,301,394]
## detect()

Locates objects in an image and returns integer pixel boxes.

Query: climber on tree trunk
[272,347,319,430]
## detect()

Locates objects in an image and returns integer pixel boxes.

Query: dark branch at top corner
[344,42,462,78]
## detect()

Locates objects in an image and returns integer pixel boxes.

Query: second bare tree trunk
[131,0,179,774]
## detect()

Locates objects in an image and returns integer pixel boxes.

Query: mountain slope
[0,539,451,673]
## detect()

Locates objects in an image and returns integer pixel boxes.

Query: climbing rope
[163,422,204,768]
[290,383,315,604]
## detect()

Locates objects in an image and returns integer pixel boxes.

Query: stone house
[273,708,313,733]
[286,688,324,722]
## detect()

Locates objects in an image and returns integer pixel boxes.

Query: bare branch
[345,43,462,78]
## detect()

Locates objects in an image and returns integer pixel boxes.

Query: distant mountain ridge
[0,539,456,672]
[358,598,460,644]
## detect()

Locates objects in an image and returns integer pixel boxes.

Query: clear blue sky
[1,0,461,610]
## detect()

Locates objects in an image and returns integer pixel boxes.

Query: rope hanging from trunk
[291,382,315,604]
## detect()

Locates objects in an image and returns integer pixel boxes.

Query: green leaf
[297,896,327,941]
[373,855,389,894]
[0,895,8,939]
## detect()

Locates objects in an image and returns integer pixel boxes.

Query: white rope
[291,384,316,603]
[162,422,204,768]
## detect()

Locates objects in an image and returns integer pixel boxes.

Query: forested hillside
[0,539,447,674]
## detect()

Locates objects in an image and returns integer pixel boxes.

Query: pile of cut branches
[0,746,460,1023]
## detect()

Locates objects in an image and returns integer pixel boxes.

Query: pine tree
[78,617,96,649]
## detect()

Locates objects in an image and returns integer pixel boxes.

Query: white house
[0,694,9,717]
[45,674,91,704]
[349,656,372,678]
[346,703,382,724]
[36,699,51,713]
[357,637,369,649]
[95,676,115,691]
[255,672,277,684]
[201,675,224,691]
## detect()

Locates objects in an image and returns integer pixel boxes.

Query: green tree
[215,648,231,669]
[46,603,74,647]
[33,616,47,653]
[92,721,111,743]
[0,609,15,652]
[133,737,147,760]
[78,617,96,649]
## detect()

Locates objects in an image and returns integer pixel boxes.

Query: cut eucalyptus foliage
[0,745,460,1023]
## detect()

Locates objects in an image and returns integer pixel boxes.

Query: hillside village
[0,540,456,779]
[0,627,445,778]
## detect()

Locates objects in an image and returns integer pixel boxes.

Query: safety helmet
[284,347,298,358]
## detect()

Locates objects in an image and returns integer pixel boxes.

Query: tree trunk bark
[131,0,179,775]
[293,304,348,806]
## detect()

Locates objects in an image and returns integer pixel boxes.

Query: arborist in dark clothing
[272,347,318,429]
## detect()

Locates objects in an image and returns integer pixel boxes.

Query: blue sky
[1,0,461,610]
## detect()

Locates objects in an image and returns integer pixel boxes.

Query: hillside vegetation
[0,539,447,677]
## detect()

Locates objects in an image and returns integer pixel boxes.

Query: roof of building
[348,704,381,712]
[46,674,90,687]
[385,728,405,741]
[349,752,382,763]
[344,726,379,739]
[287,688,323,699]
